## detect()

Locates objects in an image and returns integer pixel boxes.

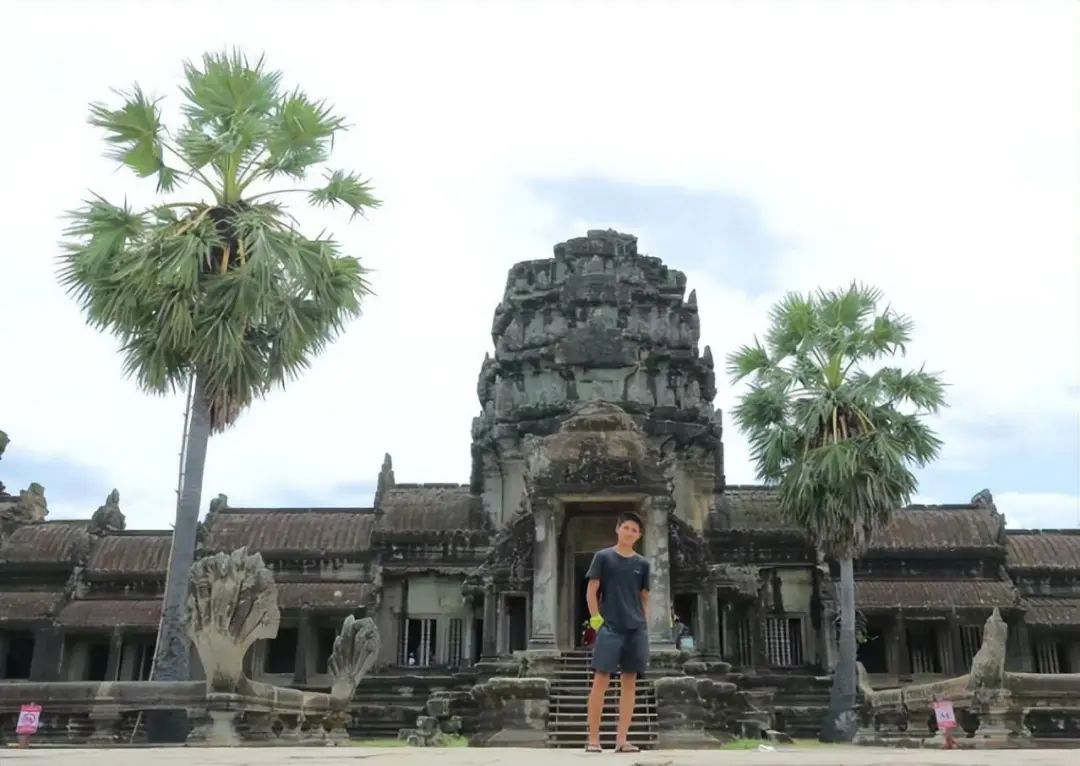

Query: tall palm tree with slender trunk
[727,283,945,742]
[59,51,378,740]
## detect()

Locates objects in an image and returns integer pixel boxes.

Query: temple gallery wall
[1,231,1078,747]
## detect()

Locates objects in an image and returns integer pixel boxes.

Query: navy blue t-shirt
[586,547,650,631]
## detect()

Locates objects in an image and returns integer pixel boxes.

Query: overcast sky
[0,0,1076,531]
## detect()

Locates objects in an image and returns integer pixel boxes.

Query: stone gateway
[0,231,1078,748]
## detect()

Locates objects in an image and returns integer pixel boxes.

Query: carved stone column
[751,597,768,668]
[29,624,62,681]
[644,496,674,648]
[481,582,498,658]
[896,612,911,676]
[700,583,720,656]
[462,607,475,666]
[947,614,964,675]
[528,500,557,649]
[104,628,123,682]
[294,608,314,685]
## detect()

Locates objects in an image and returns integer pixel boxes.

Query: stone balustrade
[0,547,381,746]
[856,608,1080,747]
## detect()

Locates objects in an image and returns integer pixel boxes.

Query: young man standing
[584,511,650,753]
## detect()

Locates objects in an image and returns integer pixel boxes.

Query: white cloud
[997,492,1080,530]
[0,0,1075,528]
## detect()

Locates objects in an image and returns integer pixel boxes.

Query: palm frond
[260,90,347,180]
[88,87,179,192]
[725,338,770,381]
[180,51,281,127]
[309,170,381,218]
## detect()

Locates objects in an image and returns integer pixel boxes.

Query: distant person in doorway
[584,511,650,753]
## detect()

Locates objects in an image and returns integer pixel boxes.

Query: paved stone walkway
[2,746,1079,766]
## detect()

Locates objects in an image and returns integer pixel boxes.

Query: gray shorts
[591,625,649,675]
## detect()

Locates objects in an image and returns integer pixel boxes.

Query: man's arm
[640,559,651,621]
[586,578,601,620]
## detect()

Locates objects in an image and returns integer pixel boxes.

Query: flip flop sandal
[614,743,640,753]
[585,744,603,753]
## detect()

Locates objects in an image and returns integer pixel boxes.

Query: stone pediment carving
[524,402,659,493]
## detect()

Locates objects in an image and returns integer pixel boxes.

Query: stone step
[552,670,621,677]
[551,678,655,683]
[551,692,655,698]
[551,703,657,712]
[550,713,658,722]
[550,687,656,695]
[547,730,657,739]
[547,735,657,747]
[551,693,656,700]
[550,696,656,704]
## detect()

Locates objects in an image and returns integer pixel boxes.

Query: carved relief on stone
[668,514,712,576]
[1,481,48,534]
[328,615,381,707]
[184,547,280,692]
[463,510,535,596]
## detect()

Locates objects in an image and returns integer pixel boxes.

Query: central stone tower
[468,230,726,653]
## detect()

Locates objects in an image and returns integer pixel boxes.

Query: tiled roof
[716,488,1005,554]
[869,507,1003,553]
[375,485,485,538]
[0,522,91,567]
[716,486,800,532]
[855,579,1019,610]
[276,582,374,610]
[86,533,171,577]
[1006,531,1080,571]
[203,509,376,557]
[58,598,161,628]
[0,590,65,623]
[1022,597,1080,627]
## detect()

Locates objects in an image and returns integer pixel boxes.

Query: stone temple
[0,230,1078,747]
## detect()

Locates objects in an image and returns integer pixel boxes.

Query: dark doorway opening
[574,554,593,647]
[506,596,527,652]
[86,640,110,681]
[857,618,889,674]
[266,627,298,674]
[906,621,942,674]
[2,633,34,679]
[315,627,337,674]
[673,593,697,647]
[473,617,483,662]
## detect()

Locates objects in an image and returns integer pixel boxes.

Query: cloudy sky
[0,0,1076,531]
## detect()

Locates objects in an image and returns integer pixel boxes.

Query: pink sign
[933,700,956,730]
[16,703,41,735]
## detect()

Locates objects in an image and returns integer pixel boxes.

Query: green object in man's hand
[589,614,604,630]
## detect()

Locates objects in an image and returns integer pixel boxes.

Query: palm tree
[59,51,378,738]
[726,283,945,742]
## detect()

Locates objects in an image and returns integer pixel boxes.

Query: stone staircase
[546,650,658,750]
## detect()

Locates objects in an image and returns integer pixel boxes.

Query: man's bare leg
[615,671,637,750]
[587,671,610,750]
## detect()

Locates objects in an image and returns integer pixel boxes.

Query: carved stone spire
[375,453,395,507]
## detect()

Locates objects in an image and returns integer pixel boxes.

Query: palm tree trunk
[820,556,858,742]
[146,372,211,742]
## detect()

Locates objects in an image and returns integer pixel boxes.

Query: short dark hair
[616,511,643,531]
